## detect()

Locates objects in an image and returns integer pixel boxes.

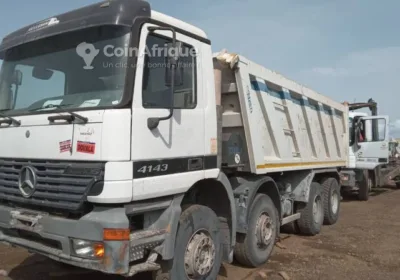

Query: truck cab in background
[389,140,399,158]
[0,0,350,278]
[341,99,391,200]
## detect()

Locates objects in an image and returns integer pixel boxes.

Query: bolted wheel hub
[256,213,273,248]
[184,230,216,279]
[331,191,339,214]
[313,195,323,224]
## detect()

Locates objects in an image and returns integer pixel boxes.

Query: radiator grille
[0,159,105,212]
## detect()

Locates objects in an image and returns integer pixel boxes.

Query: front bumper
[0,205,131,274]
[0,199,178,276]
[340,170,356,188]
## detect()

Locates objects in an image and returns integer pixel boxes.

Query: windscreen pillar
[213,58,224,168]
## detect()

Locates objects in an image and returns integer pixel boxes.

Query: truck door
[130,23,207,200]
[355,115,389,169]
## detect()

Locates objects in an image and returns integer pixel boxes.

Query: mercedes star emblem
[18,166,37,198]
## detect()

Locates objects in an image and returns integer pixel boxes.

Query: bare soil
[1,187,400,280]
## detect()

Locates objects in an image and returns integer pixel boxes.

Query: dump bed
[214,51,349,174]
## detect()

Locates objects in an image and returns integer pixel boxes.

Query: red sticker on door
[59,140,71,153]
[76,141,96,154]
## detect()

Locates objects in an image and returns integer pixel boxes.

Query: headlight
[71,239,104,259]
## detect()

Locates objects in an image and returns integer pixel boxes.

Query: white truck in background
[340,99,396,200]
[0,1,348,279]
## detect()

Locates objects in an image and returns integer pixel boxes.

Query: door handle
[188,158,203,171]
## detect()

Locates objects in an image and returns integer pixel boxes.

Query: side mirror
[165,42,184,87]
[32,67,54,80]
[146,26,181,130]
[12,70,23,86]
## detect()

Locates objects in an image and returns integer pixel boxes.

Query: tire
[296,182,324,236]
[153,205,222,280]
[358,170,371,201]
[321,178,341,225]
[234,194,279,268]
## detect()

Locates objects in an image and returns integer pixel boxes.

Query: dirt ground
[1,187,400,280]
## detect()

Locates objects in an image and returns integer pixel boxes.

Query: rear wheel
[234,194,279,267]
[153,205,222,280]
[358,170,371,201]
[322,178,341,225]
[296,182,324,236]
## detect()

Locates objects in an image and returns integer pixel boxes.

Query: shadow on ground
[341,187,398,202]
[6,255,232,280]
[6,254,151,280]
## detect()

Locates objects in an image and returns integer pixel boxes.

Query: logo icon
[48,17,60,26]
[76,42,100,70]
[18,166,37,198]
[27,17,60,33]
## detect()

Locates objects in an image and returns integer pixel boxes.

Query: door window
[142,34,197,109]
[362,118,386,142]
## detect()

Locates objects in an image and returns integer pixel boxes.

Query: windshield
[0,25,131,116]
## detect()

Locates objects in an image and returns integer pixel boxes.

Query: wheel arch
[179,172,237,263]
[231,176,281,234]
[313,169,341,185]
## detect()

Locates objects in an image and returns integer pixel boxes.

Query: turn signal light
[94,243,105,258]
[103,229,130,241]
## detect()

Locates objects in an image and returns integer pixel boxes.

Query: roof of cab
[151,10,208,39]
[0,0,209,54]
[0,0,151,53]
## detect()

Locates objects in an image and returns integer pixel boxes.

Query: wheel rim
[368,178,372,192]
[313,195,323,224]
[255,213,274,248]
[184,229,216,279]
[331,191,339,214]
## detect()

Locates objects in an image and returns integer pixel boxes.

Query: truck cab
[349,111,390,169]
[342,101,390,200]
[0,1,223,277]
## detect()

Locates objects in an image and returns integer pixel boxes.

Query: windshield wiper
[0,112,21,126]
[30,104,88,123]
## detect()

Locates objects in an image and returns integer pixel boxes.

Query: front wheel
[234,194,278,268]
[153,205,222,280]
[358,170,371,201]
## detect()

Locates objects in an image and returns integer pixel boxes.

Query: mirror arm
[349,118,356,147]
[354,127,359,148]
[354,119,362,148]
[147,26,178,130]
[12,83,19,109]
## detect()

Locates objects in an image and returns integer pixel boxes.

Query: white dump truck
[0,1,348,279]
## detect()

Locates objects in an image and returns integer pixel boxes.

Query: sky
[1,0,400,137]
